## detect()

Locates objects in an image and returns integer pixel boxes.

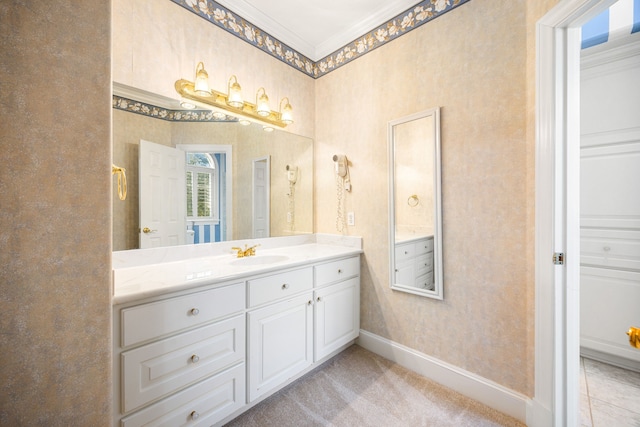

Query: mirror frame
[388,107,443,299]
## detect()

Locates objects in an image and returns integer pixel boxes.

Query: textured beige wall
[112,0,315,139]
[0,1,112,424]
[315,0,534,395]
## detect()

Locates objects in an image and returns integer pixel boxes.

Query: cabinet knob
[307,300,313,306]
[338,269,342,274]
[603,246,611,252]
[191,354,200,363]
[404,251,409,255]
[281,283,289,290]
[190,308,199,316]
[190,410,200,420]
[317,296,322,302]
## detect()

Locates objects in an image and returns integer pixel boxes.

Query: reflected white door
[252,156,270,238]
[139,140,186,249]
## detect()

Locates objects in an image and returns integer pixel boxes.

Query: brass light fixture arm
[175,79,288,128]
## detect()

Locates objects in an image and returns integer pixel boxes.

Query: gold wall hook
[407,194,419,207]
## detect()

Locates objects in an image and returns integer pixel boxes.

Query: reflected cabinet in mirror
[112,84,313,251]
[388,108,443,299]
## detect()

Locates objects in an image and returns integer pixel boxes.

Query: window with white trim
[186,152,218,220]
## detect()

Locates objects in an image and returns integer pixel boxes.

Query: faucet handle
[231,247,244,257]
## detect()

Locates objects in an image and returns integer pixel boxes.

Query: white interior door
[252,156,270,238]
[580,36,640,368]
[139,140,186,249]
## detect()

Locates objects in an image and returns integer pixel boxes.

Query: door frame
[252,156,271,238]
[178,144,233,241]
[534,1,617,426]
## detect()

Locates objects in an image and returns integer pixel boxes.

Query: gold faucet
[231,244,261,258]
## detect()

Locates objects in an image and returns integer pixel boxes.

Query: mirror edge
[388,107,443,300]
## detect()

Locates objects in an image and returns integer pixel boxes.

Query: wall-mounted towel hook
[407,194,419,207]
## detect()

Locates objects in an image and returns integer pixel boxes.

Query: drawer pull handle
[191,354,200,363]
[405,251,409,255]
[282,283,289,290]
[603,246,611,252]
[190,308,200,316]
[190,410,200,420]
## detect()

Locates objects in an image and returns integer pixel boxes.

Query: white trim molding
[535,1,620,426]
[356,330,530,424]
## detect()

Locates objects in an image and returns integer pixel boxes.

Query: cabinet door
[394,259,415,286]
[314,277,360,361]
[247,293,313,402]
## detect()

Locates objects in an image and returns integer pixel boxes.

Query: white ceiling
[215,0,420,61]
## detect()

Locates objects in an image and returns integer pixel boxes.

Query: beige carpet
[225,345,525,426]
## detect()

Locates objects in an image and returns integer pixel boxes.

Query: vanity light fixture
[227,75,243,108]
[175,62,294,129]
[179,98,197,109]
[255,87,270,117]
[193,62,211,95]
[279,97,294,125]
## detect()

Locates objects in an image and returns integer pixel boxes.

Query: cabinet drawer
[248,268,312,307]
[121,315,245,413]
[415,253,434,276]
[415,238,434,255]
[121,283,245,347]
[395,243,415,262]
[315,256,360,287]
[121,363,245,427]
[416,271,434,291]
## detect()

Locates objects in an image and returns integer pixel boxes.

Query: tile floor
[580,357,640,426]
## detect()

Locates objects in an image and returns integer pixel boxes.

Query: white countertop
[112,235,362,305]
[395,233,433,244]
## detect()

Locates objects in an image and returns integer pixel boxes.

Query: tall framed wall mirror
[388,107,443,299]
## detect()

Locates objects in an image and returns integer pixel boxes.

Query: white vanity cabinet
[394,237,434,290]
[113,243,362,427]
[314,256,360,361]
[247,267,314,402]
[113,282,247,427]
[246,256,361,403]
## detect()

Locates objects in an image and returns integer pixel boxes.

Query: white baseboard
[356,330,531,424]
[581,346,640,373]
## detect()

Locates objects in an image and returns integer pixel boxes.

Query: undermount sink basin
[230,255,289,266]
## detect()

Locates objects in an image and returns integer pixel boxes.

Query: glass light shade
[194,62,211,95]
[280,101,293,124]
[262,125,274,132]
[256,88,270,117]
[239,119,251,126]
[227,76,243,108]
[180,99,196,109]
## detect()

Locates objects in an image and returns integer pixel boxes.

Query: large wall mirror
[112,84,313,251]
[388,108,443,299]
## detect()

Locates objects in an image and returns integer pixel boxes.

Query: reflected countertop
[395,233,433,244]
[112,234,362,305]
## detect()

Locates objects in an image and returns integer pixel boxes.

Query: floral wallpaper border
[170,0,471,79]
[113,95,237,122]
